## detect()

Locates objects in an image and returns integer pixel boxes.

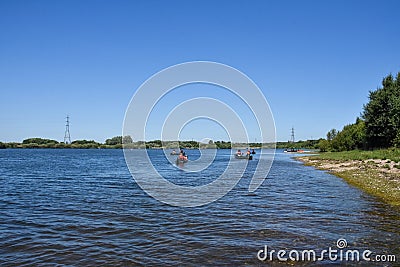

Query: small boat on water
[170,150,178,155]
[176,157,188,164]
[234,149,253,160]
[234,154,253,160]
[284,148,304,153]
[284,128,305,153]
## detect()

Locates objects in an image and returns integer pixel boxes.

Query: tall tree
[327,129,338,141]
[363,73,400,148]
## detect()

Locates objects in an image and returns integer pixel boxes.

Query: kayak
[176,157,188,164]
[234,154,253,160]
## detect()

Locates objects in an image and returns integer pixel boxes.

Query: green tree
[326,129,338,141]
[122,135,133,144]
[363,72,400,148]
[215,141,232,149]
[105,136,122,145]
[317,139,330,152]
[331,118,366,151]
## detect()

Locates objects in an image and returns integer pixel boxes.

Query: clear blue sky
[1,0,399,143]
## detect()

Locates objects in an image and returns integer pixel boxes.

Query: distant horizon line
[0,137,322,144]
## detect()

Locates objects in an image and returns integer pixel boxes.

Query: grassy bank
[306,149,400,162]
[297,149,400,206]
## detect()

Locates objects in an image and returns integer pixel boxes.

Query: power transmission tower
[64,115,71,144]
[290,127,295,143]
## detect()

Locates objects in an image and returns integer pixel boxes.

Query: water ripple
[0,149,399,266]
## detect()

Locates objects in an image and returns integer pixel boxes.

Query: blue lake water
[0,149,399,266]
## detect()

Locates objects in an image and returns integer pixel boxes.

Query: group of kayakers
[236,148,256,156]
[172,148,256,163]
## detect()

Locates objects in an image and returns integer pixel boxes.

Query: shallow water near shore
[0,149,399,266]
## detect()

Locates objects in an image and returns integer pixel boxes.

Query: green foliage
[19,138,59,148]
[363,72,400,148]
[145,140,162,148]
[22,138,59,145]
[177,140,199,149]
[317,139,330,152]
[393,131,400,148]
[310,148,400,163]
[330,118,366,151]
[122,135,133,144]
[319,71,400,152]
[104,135,133,146]
[71,139,99,145]
[4,142,20,148]
[326,129,338,141]
[215,141,232,149]
[70,140,100,148]
[275,139,319,149]
[55,142,67,148]
[105,136,122,145]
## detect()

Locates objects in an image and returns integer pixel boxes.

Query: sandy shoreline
[297,156,400,174]
[296,156,400,206]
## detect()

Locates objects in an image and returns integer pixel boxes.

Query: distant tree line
[275,139,320,149]
[1,137,130,149]
[0,134,326,150]
[318,72,400,152]
[0,136,274,149]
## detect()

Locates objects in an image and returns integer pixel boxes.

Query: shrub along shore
[296,150,400,206]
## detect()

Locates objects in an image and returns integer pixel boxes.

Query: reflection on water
[0,149,399,266]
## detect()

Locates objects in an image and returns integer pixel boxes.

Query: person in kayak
[179,149,188,160]
[236,149,242,156]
